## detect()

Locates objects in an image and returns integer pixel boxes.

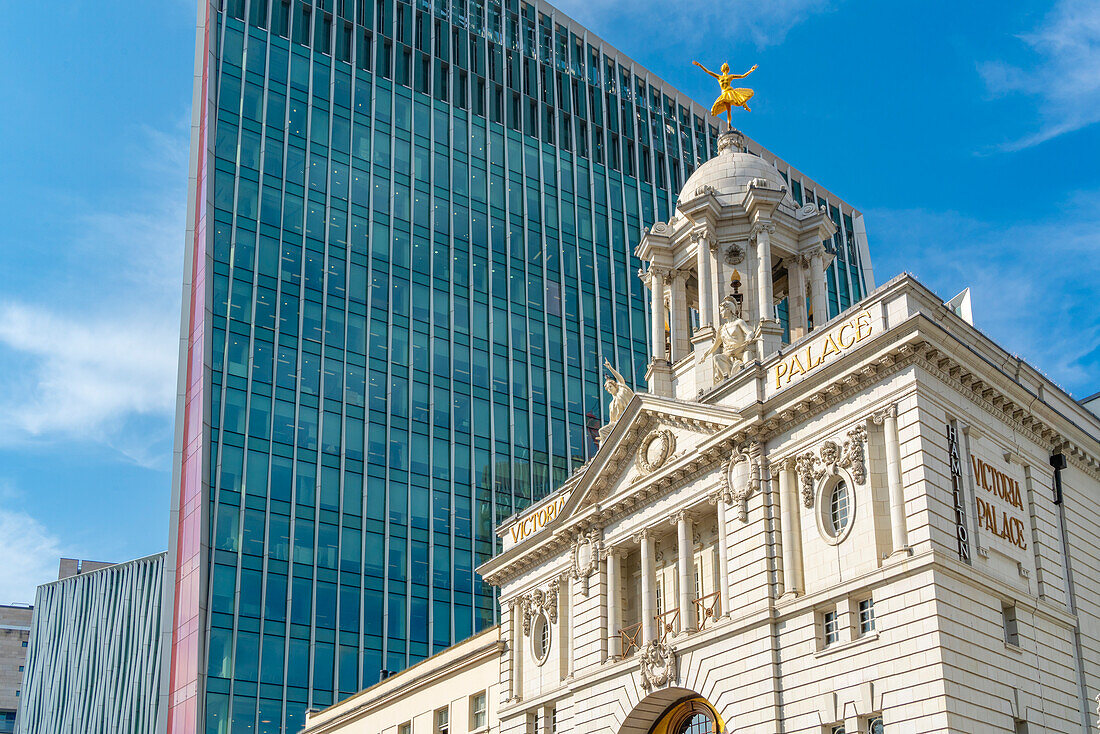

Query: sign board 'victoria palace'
[303,130,1100,734]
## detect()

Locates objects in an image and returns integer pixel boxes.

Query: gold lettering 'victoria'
[509,493,569,545]
[773,311,873,390]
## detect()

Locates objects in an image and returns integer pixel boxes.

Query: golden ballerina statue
[693,61,758,127]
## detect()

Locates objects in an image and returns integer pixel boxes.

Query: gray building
[0,605,33,734]
[15,553,166,734]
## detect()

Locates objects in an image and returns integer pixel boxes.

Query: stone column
[639,530,657,643]
[510,598,523,699]
[694,231,714,328]
[669,270,690,361]
[605,549,621,659]
[752,222,776,323]
[778,458,804,597]
[808,245,827,331]
[875,405,909,555]
[674,512,696,632]
[788,255,809,340]
[649,267,668,361]
[714,494,732,617]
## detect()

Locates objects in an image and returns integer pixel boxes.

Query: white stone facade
[302,135,1100,734]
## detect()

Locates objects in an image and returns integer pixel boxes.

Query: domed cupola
[678,130,796,211]
[635,129,839,399]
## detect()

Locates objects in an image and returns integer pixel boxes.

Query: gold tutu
[711,88,754,116]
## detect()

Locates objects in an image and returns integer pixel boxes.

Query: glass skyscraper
[163,0,872,732]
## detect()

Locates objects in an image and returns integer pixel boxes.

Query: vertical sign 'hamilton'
[947,423,971,563]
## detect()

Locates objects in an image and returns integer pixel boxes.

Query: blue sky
[1,0,1098,603]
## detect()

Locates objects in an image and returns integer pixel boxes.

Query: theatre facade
[302,131,1100,734]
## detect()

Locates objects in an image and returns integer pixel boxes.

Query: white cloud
[0,302,178,438]
[868,191,1100,397]
[980,0,1100,149]
[551,0,831,50]
[0,507,66,604]
[0,125,186,466]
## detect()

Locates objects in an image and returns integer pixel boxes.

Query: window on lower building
[829,726,845,734]
[470,691,487,729]
[823,608,839,647]
[398,722,411,734]
[550,707,557,733]
[858,598,876,635]
[1002,603,1020,646]
[867,715,884,733]
[435,706,449,734]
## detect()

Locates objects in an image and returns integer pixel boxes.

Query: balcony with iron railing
[656,608,680,641]
[620,621,643,658]
[693,591,721,631]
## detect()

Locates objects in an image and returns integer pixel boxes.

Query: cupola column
[669,270,691,361]
[674,512,696,632]
[808,245,828,330]
[648,267,668,361]
[788,255,809,340]
[752,222,776,323]
[694,231,714,329]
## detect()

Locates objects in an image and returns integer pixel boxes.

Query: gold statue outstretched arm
[692,60,721,80]
[729,64,758,80]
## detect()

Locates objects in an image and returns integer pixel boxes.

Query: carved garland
[795,423,868,508]
[636,428,676,474]
[519,581,559,636]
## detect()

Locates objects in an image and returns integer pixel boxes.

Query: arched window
[677,712,715,734]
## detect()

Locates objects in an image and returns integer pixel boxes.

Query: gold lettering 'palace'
[774,311,873,389]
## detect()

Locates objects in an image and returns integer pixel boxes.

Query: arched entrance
[616,688,726,734]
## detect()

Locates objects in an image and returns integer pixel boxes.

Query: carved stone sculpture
[570,530,602,595]
[603,359,634,426]
[705,296,757,382]
[639,640,677,691]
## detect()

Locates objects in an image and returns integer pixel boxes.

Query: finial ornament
[693,60,758,128]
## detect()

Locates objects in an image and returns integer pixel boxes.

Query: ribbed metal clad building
[15,553,166,734]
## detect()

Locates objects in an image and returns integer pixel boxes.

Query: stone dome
[678,130,793,208]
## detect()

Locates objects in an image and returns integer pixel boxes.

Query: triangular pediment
[490,394,741,561]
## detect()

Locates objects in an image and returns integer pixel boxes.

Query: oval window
[828,480,850,537]
[532,613,551,664]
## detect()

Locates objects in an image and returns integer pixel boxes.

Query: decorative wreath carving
[717,441,762,521]
[636,429,676,474]
[570,530,602,595]
[639,640,677,691]
[725,243,745,265]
